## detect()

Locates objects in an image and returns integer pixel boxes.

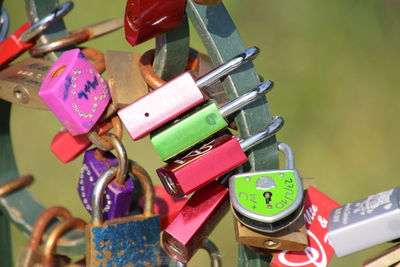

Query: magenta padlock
[39,48,110,136]
[118,47,259,141]
[78,133,134,220]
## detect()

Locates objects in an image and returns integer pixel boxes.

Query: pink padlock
[39,49,110,136]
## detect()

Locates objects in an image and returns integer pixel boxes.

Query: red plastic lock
[50,120,113,163]
[138,185,188,231]
[157,135,247,197]
[124,0,186,46]
[163,181,229,263]
[0,23,34,69]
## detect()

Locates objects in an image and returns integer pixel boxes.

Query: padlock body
[163,182,229,263]
[0,23,34,69]
[105,51,148,108]
[118,72,205,140]
[230,170,303,224]
[138,185,188,231]
[0,58,51,110]
[156,135,247,197]
[39,49,110,136]
[233,216,307,251]
[151,102,227,161]
[78,149,134,220]
[86,214,161,266]
[124,0,186,46]
[50,120,113,163]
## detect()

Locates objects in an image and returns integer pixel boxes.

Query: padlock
[86,164,162,266]
[328,186,400,257]
[363,243,400,267]
[172,239,222,267]
[78,133,134,220]
[193,0,222,6]
[138,185,188,231]
[50,119,113,163]
[0,58,52,110]
[105,50,149,109]
[39,48,110,136]
[229,142,304,233]
[118,47,259,141]
[17,206,72,267]
[42,217,86,267]
[0,2,72,68]
[157,116,284,197]
[124,0,186,46]
[151,80,274,161]
[163,173,232,263]
[232,215,307,251]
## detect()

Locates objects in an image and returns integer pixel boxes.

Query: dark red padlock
[124,0,186,46]
[162,177,230,263]
[50,120,113,163]
[138,185,188,231]
[157,116,284,197]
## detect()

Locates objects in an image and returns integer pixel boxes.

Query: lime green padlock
[229,142,303,233]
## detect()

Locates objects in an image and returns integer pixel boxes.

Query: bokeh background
[3,0,400,266]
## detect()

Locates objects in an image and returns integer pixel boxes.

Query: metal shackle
[0,175,33,197]
[42,217,86,267]
[175,239,222,267]
[87,116,123,151]
[238,116,284,152]
[277,142,295,170]
[0,8,9,42]
[27,207,72,251]
[91,161,155,225]
[102,133,129,187]
[19,1,73,43]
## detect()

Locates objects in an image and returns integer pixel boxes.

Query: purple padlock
[78,134,134,220]
[39,48,110,136]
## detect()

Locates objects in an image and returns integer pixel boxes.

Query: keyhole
[263,191,272,204]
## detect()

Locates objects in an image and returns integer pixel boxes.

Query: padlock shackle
[19,1,73,43]
[102,133,129,186]
[201,239,223,267]
[277,142,295,169]
[0,8,9,42]
[92,162,155,225]
[195,47,259,88]
[219,81,273,118]
[27,206,72,250]
[42,217,86,267]
[239,116,284,152]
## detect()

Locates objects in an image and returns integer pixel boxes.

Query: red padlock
[157,117,284,197]
[138,185,188,231]
[0,2,72,68]
[163,178,230,263]
[124,0,186,46]
[50,120,113,163]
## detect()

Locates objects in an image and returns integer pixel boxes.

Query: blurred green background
[3,0,400,266]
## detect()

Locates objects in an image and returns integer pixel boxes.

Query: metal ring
[0,175,34,197]
[102,133,129,186]
[139,48,200,90]
[19,1,73,43]
[0,8,10,42]
[29,30,89,57]
[87,116,123,151]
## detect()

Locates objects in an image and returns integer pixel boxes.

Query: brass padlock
[233,215,307,251]
[86,164,162,266]
[17,206,72,267]
[42,217,86,267]
[105,50,149,109]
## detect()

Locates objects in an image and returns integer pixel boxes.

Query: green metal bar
[153,15,190,81]
[24,0,69,61]
[186,2,279,266]
[0,99,85,255]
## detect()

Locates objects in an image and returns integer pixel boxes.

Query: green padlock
[229,142,303,233]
